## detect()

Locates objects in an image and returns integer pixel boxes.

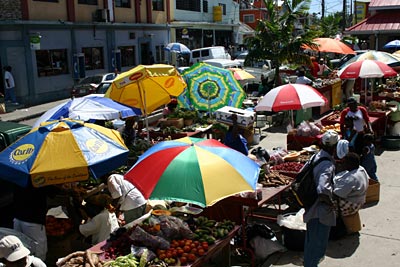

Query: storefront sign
[30,35,41,50]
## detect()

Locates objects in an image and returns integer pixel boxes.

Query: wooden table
[180,226,240,267]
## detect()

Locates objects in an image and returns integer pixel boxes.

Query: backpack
[290,155,330,208]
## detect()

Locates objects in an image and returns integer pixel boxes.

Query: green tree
[318,13,342,38]
[245,0,319,86]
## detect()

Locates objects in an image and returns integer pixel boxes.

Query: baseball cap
[0,235,30,262]
[321,130,339,146]
[347,97,357,104]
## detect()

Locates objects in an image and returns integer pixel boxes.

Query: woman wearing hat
[339,97,373,154]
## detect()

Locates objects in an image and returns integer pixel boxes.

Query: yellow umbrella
[228,68,256,80]
[105,64,187,114]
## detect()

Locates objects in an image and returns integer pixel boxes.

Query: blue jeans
[304,218,331,267]
[5,87,17,103]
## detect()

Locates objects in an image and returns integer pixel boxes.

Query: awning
[345,11,400,34]
[236,22,255,44]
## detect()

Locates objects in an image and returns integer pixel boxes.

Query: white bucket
[253,133,261,145]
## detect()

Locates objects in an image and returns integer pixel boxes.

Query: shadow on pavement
[326,233,360,258]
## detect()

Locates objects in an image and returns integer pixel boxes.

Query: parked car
[71,73,117,98]
[95,81,113,95]
[190,46,231,63]
[330,50,367,69]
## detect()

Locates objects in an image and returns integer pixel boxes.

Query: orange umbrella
[228,68,256,80]
[303,38,356,55]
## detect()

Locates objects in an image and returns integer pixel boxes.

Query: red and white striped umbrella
[338,59,397,79]
[255,84,327,112]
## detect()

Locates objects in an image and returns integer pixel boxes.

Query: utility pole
[321,0,325,18]
[342,0,347,31]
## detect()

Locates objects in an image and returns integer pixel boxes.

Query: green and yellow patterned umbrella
[178,62,245,112]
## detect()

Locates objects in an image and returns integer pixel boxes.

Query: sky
[309,0,345,16]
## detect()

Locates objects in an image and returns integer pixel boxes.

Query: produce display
[270,162,304,173]
[258,169,293,187]
[82,214,237,267]
[57,250,103,267]
[320,123,341,133]
[46,216,74,237]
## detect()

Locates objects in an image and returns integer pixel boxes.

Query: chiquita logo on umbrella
[10,144,35,165]
[86,139,109,154]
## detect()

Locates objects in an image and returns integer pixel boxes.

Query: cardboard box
[342,211,362,234]
[215,106,255,128]
[365,179,380,204]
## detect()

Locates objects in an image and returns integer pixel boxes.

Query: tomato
[179,240,185,247]
[183,245,191,252]
[177,248,184,256]
[188,253,197,262]
[180,256,187,265]
[190,248,197,255]
[190,243,196,248]
[159,253,166,260]
[193,240,200,246]
[202,242,209,251]
[197,248,205,256]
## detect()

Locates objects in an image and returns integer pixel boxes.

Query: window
[78,0,97,5]
[176,0,201,12]
[152,0,164,11]
[219,3,226,15]
[243,14,254,23]
[82,47,104,70]
[115,0,131,8]
[155,45,166,63]
[35,49,68,77]
[119,46,136,67]
[203,0,208,13]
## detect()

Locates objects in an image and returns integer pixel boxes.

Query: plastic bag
[277,209,306,231]
[129,225,170,250]
[130,246,156,263]
[249,236,287,260]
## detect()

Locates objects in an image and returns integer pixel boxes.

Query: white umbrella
[33,95,141,128]
[255,84,327,126]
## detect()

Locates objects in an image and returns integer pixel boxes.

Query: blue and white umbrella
[384,40,400,49]
[33,95,141,128]
[164,42,191,54]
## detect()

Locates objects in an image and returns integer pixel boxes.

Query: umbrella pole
[138,83,150,140]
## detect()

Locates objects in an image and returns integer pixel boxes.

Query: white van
[190,46,231,63]
[203,59,242,69]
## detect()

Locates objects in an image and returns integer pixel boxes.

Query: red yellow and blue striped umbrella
[124,137,260,207]
[178,62,246,112]
[0,119,129,188]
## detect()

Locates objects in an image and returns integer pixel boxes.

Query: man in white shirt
[3,66,18,105]
[107,174,147,224]
[295,69,313,85]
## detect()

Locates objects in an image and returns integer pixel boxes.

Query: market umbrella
[32,95,142,128]
[303,37,356,55]
[164,42,191,54]
[178,62,246,113]
[384,40,400,49]
[0,119,129,188]
[338,59,397,105]
[340,50,400,69]
[255,84,327,126]
[105,64,187,137]
[228,67,256,80]
[338,59,397,79]
[124,136,260,207]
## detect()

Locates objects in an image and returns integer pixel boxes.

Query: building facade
[0,0,243,106]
